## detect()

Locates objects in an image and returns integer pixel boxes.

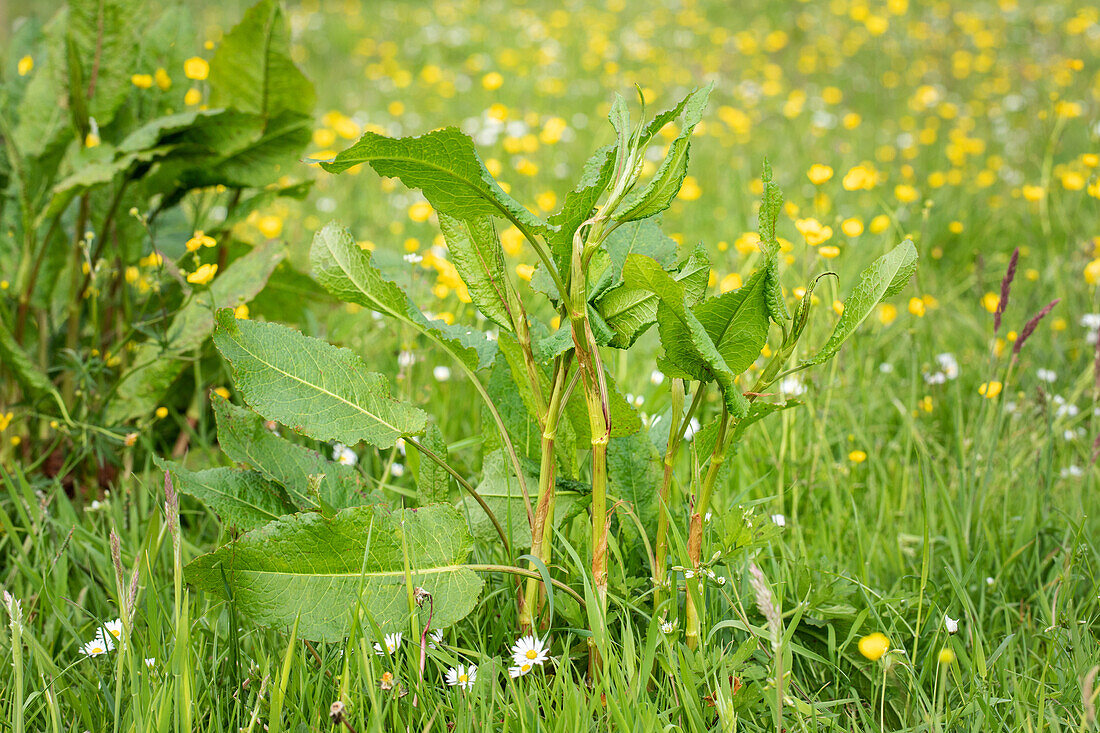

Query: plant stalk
[684,403,730,650]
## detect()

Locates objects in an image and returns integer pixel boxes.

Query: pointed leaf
[694,270,771,375]
[213,310,427,448]
[213,395,365,510]
[320,127,544,233]
[186,504,483,640]
[311,222,496,371]
[438,214,513,331]
[158,458,294,532]
[800,240,918,367]
[410,421,451,505]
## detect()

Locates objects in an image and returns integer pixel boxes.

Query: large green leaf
[69,0,141,127]
[208,0,315,120]
[158,458,294,533]
[186,504,483,640]
[800,240,918,367]
[595,241,709,349]
[615,84,713,223]
[213,311,427,449]
[438,214,513,331]
[409,421,451,506]
[212,395,365,510]
[694,270,771,376]
[311,222,496,371]
[320,128,544,234]
[607,431,661,531]
[623,251,749,416]
[106,241,284,424]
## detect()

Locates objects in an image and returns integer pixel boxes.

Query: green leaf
[615,83,713,223]
[0,316,59,402]
[186,504,483,640]
[12,12,70,160]
[213,311,427,448]
[320,128,544,233]
[106,242,284,424]
[311,222,496,371]
[157,458,294,532]
[694,269,771,375]
[607,432,661,529]
[595,239,708,348]
[212,395,365,511]
[69,0,141,127]
[459,451,581,546]
[800,240,918,367]
[207,0,315,120]
[410,421,450,505]
[437,214,513,331]
[623,251,748,416]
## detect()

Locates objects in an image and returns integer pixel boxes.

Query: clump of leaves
[167,83,916,674]
[0,0,313,487]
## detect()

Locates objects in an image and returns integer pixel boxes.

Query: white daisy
[433,366,451,382]
[102,619,123,642]
[428,628,444,649]
[771,514,786,527]
[374,632,403,655]
[509,635,549,667]
[332,443,358,466]
[1036,368,1057,383]
[944,614,959,634]
[81,635,114,657]
[445,664,477,690]
[508,661,534,678]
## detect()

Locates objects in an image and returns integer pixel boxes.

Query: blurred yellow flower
[948,221,964,234]
[408,201,433,222]
[807,164,834,185]
[841,218,863,237]
[869,214,891,234]
[0,412,12,431]
[842,165,877,191]
[878,303,898,325]
[155,406,169,419]
[536,191,558,212]
[515,264,535,281]
[894,184,920,203]
[719,273,742,293]
[257,215,283,239]
[938,647,956,665]
[187,264,218,285]
[183,56,209,81]
[155,68,171,91]
[1085,258,1100,285]
[184,88,202,106]
[131,73,153,89]
[234,304,250,319]
[1021,185,1044,202]
[858,633,889,661]
[678,176,702,201]
[819,245,840,258]
[482,72,504,90]
[213,387,231,400]
[795,218,833,245]
[849,450,867,463]
[186,230,216,252]
[908,297,926,316]
[979,381,1002,398]
[17,56,33,76]
[981,292,999,313]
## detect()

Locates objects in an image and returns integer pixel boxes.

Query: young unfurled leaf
[800,240,918,367]
[208,0,315,120]
[186,504,483,641]
[438,214,514,331]
[311,222,496,370]
[213,310,427,448]
[157,459,295,533]
[320,127,545,234]
[615,83,713,223]
[212,395,365,510]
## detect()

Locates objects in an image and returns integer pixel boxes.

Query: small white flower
[390,462,405,477]
[684,569,695,579]
[1079,314,1100,330]
[102,619,123,642]
[1061,465,1084,478]
[508,662,534,678]
[704,512,712,523]
[397,350,416,368]
[1036,368,1057,383]
[660,619,675,634]
[403,253,423,264]
[944,614,958,634]
[445,664,477,690]
[509,635,549,667]
[81,635,114,657]
[374,632,403,656]
[924,371,946,385]
[878,362,894,373]
[716,576,727,586]
[935,353,959,380]
[779,376,806,397]
[985,576,995,587]
[771,513,786,527]
[650,370,665,385]
[144,657,156,669]
[433,365,451,382]
[333,443,358,466]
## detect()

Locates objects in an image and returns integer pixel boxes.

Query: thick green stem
[653,380,700,614]
[519,358,568,631]
[684,405,730,650]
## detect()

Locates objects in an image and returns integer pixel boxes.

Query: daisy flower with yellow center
[445,664,477,690]
[509,635,548,668]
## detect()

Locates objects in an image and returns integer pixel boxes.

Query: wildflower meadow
[1,0,1099,730]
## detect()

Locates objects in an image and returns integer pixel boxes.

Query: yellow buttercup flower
[938,647,956,665]
[186,230,216,252]
[408,201,434,222]
[186,264,218,285]
[908,297,926,317]
[515,264,535,282]
[858,633,889,661]
[849,450,867,463]
[807,164,834,185]
[979,381,1002,398]
[131,73,153,89]
[842,165,877,191]
[234,304,250,319]
[1085,258,1100,286]
[878,303,898,325]
[184,88,202,106]
[981,292,999,313]
[841,218,863,237]
[155,407,169,419]
[257,215,283,239]
[894,184,920,203]
[482,72,503,90]
[678,176,702,201]
[183,56,209,81]
[0,412,13,431]
[155,68,171,91]
[18,55,33,76]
